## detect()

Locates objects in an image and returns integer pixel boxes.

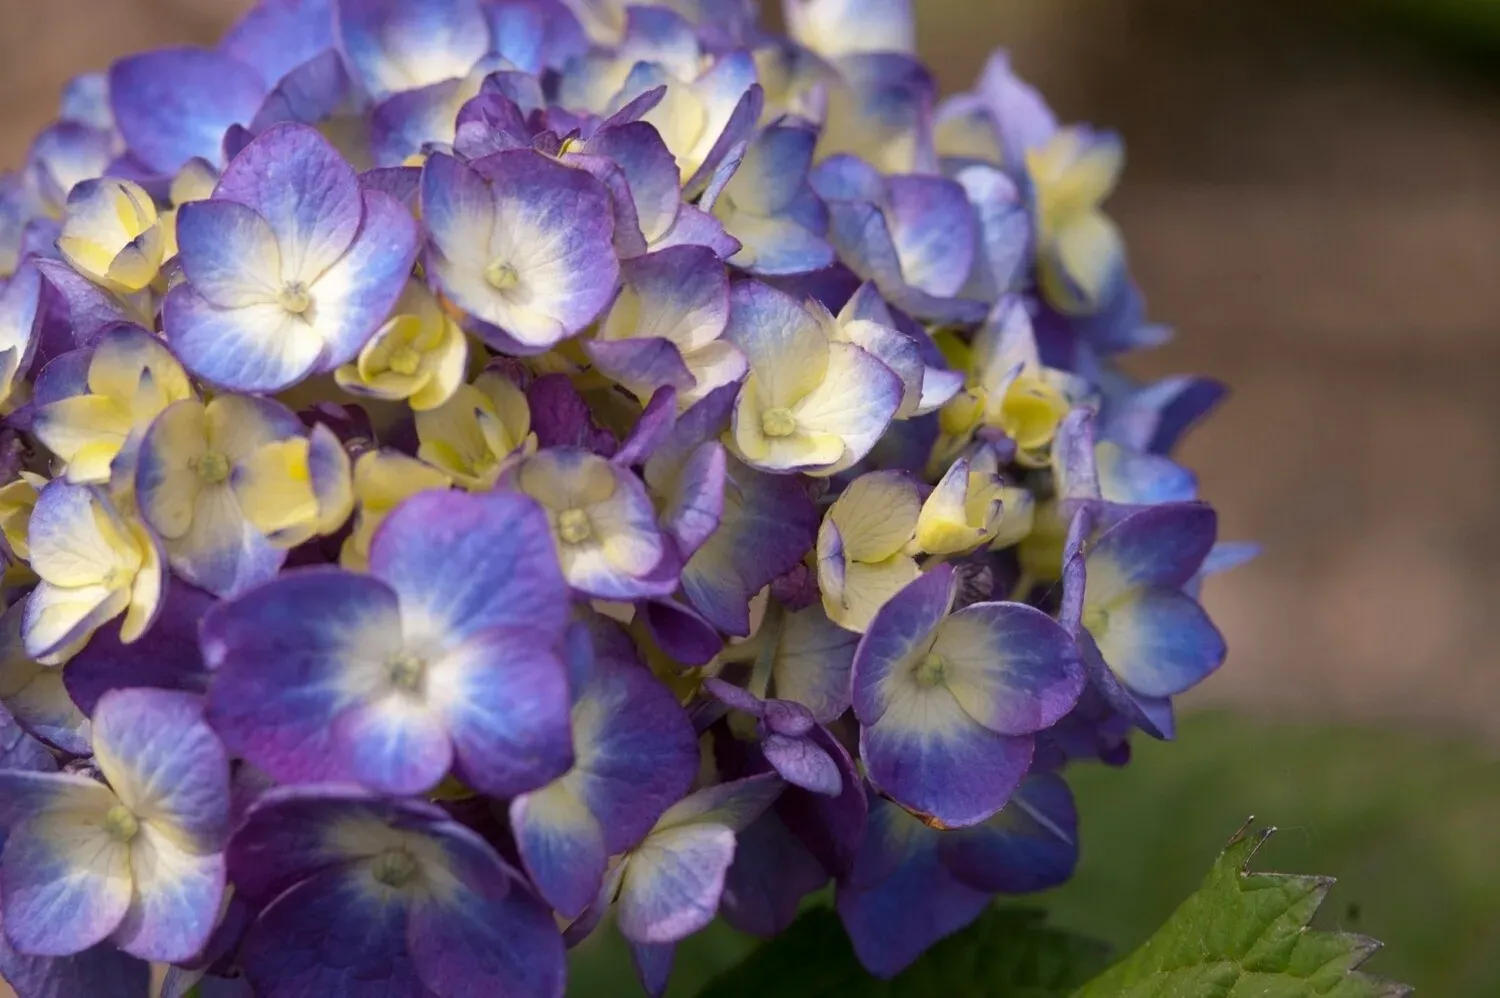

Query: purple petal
[835,796,990,979]
[572,649,698,853]
[1088,501,1217,593]
[226,786,447,905]
[110,831,224,963]
[370,78,467,166]
[429,627,573,798]
[938,771,1079,893]
[161,286,321,394]
[928,601,1084,736]
[509,787,607,919]
[1096,444,1197,506]
[629,941,675,998]
[585,339,694,403]
[976,51,1057,163]
[336,0,490,100]
[333,696,452,795]
[726,119,817,217]
[488,0,586,73]
[109,48,265,174]
[91,688,230,848]
[423,150,619,350]
[653,205,740,259]
[774,725,867,876]
[240,866,424,998]
[885,174,976,299]
[1099,375,1227,456]
[583,121,681,245]
[661,440,726,560]
[213,123,362,283]
[1076,627,1173,741]
[1092,588,1226,699]
[302,187,421,369]
[617,822,737,944]
[369,489,569,644]
[761,733,840,796]
[613,387,679,467]
[407,824,565,998]
[1,780,131,956]
[452,91,533,161]
[1,609,88,756]
[204,569,403,786]
[769,602,859,724]
[860,709,1033,830]
[0,921,149,998]
[248,50,355,134]
[526,374,618,455]
[681,462,818,635]
[720,813,827,938]
[222,0,335,88]
[640,598,722,667]
[0,703,57,774]
[609,245,730,352]
[850,567,955,725]
[32,260,130,358]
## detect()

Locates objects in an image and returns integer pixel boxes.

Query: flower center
[760,407,797,438]
[192,451,230,485]
[388,346,422,376]
[103,804,139,842]
[484,260,519,291]
[279,281,313,315]
[557,508,592,544]
[370,848,418,888]
[913,652,948,687]
[388,652,426,693]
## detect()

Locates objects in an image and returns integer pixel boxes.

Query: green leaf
[1071,821,1412,998]
[695,905,1110,998]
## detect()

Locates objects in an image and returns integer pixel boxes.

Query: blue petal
[938,771,1079,893]
[90,688,230,850]
[214,123,363,284]
[109,48,265,174]
[337,0,490,99]
[407,820,566,998]
[428,627,573,798]
[240,865,424,997]
[369,490,570,646]
[221,0,335,87]
[0,924,149,998]
[835,796,990,978]
[1094,588,1226,698]
[204,569,404,786]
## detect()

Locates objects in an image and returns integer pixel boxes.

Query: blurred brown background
[2,0,1498,739]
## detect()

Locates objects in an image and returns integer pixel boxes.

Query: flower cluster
[0,0,1250,995]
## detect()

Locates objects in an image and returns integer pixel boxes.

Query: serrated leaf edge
[1227,818,1413,996]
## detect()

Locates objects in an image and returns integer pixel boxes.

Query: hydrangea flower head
[0,0,1249,989]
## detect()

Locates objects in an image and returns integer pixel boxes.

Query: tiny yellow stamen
[557,508,592,544]
[760,407,796,438]
[914,652,947,687]
[370,848,418,888]
[103,804,139,842]
[193,452,230,485]
[388,346,422,376]
[389,653,425,692]
[484,261,519,291]
[279,281,313,315]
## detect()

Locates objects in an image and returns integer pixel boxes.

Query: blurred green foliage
[566,713,1500,997]
[1364,0,1500,67]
